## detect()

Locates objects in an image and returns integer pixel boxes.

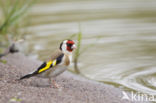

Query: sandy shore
[0,53,146,103]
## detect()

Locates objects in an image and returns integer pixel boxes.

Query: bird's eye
[67,43,72,47]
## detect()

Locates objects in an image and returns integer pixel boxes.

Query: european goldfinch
[19,40,76,88]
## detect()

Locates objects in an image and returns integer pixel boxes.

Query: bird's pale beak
[72,44,76,49]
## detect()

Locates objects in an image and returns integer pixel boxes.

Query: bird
[19,40,76,88]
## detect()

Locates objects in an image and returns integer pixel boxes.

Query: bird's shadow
[17,77,52,88]
[30,81,50,88]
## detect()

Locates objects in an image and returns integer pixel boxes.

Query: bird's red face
[60,40,76,53]
[66,40,76,52]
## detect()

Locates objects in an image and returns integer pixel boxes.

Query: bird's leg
[52,79,60,88]
[49,78,60,88]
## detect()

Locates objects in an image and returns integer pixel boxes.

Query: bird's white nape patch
[61,40,67,52]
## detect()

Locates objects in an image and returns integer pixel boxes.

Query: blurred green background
[0,0,156,95]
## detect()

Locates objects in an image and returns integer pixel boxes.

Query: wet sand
[0,53,146,103]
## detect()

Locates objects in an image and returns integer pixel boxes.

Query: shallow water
[25,0,156,95]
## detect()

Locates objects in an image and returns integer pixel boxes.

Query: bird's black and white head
[59,40,76,54]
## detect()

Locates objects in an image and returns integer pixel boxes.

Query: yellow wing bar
[38,60,57,73]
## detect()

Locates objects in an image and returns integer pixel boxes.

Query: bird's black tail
[19,73,35,80]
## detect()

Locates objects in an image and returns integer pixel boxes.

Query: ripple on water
[120,66,156,95]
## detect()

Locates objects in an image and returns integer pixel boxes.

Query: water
[24,0,156,95]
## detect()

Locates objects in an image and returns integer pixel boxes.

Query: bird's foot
[50,79,61,89]
[53,83,60,89]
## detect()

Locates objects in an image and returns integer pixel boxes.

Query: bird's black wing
[20,53,64,80]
